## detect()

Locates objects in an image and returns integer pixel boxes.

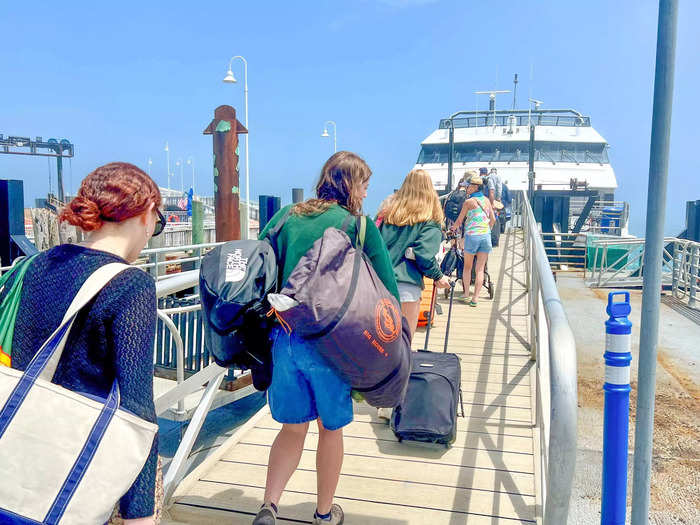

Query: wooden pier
[166,229,537,524]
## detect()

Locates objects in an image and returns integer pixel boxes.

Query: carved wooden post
[203,105,248,241]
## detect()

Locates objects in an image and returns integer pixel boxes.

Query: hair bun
[60,196,103,232]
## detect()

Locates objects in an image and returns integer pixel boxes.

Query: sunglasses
[152,210,166,237]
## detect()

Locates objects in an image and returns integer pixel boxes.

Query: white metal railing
[586,236,680,288]
[153,270,255,503]
[568,198,630,236]
[671,238,700,309]
[516,191,578,524]
[136,242,224,281]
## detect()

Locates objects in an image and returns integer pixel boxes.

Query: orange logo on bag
[375,299,400,343]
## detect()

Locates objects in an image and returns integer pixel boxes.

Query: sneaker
[312,503,344,524]
[377,407,392,421]
[252,503,277,525]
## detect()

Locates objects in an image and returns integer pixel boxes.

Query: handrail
[518,191,578,523]
[153,269,232,502]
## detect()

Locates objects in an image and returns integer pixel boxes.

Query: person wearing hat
[450,171,497,306]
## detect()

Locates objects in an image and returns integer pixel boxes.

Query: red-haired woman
[2,163,165,524]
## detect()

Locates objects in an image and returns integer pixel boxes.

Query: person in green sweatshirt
[253,151,399,525]
[378,169,451,339]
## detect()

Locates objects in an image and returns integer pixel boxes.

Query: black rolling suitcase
[391,283,464,447]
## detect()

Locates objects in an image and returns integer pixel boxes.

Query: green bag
[0,254,38,367]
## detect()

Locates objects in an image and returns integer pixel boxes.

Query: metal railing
[540,232,587,275]
[671,239,700,309]
[153,270,256,503]
[568,199,630,236]
[158,223,217,248]
[586,237,677,288]
[517,191,578,524]
[136,242,223,281]
[439,114,591,129]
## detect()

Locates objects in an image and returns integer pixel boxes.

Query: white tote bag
[0,263,158,524]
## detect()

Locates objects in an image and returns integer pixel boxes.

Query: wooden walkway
[167,229,537,524]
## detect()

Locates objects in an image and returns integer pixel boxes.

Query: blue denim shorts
[464,233,492,254]
[267,328,353,430]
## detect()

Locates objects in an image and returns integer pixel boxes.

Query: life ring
[168,214,179,222]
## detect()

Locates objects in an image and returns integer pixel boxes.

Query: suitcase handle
[444,281,456,353]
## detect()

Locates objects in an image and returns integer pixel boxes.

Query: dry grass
[577,353,700,523]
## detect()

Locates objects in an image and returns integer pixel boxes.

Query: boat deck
[167,229,538,524]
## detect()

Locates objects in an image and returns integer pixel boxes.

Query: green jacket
[378,221,444,288]
[260,204,400,302]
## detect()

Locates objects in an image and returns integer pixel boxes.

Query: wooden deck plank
[223,442,535,494]
[200,462,536,520]
[176,486,536,524]
[350,406,534,438]
[255,414,534,449]
[169,229,538,524]
[232,428,535,473]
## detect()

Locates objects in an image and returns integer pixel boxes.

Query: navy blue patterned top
[3,244,158,519]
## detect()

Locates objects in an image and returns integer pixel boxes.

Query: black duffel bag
[199,240,278,391]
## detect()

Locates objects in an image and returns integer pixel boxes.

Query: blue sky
[1,0,698,235]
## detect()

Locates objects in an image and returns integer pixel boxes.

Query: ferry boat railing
[153,270,256,503]
[517,190,578,524]
[540,232,587,275]
[586,236,677,288]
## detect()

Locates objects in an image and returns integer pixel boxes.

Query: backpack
[269,215,412,408]
[199,213,289,391]
[444,190,466,223]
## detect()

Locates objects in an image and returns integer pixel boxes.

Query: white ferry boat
[413,104,618,202]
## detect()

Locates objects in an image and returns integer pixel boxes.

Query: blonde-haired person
[451,172,497,306]
[379,169,451,338]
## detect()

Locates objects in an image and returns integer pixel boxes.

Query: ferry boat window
[417,144,449,164]
[535,142,608,163]
[418,141,608,164]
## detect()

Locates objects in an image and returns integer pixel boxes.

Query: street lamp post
[223,55,250,239]
[176,159,184,193]
[164,141,171,191]
[321,120,337,152]
[187,156,195,194]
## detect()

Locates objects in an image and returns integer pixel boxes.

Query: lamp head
[223,70,237,83]
[321,129,329,138]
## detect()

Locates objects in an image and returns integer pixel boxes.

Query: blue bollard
[601,291,633,525]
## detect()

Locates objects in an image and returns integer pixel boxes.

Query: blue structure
[601,291,633,525]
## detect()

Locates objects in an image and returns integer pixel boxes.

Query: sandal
[468,300,478,307]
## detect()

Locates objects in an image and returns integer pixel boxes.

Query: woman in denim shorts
[254,152,400,525]
[451,172,496,307]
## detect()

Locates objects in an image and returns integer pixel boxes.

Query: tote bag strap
[37,263,133,382]
[0,263,132,444]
